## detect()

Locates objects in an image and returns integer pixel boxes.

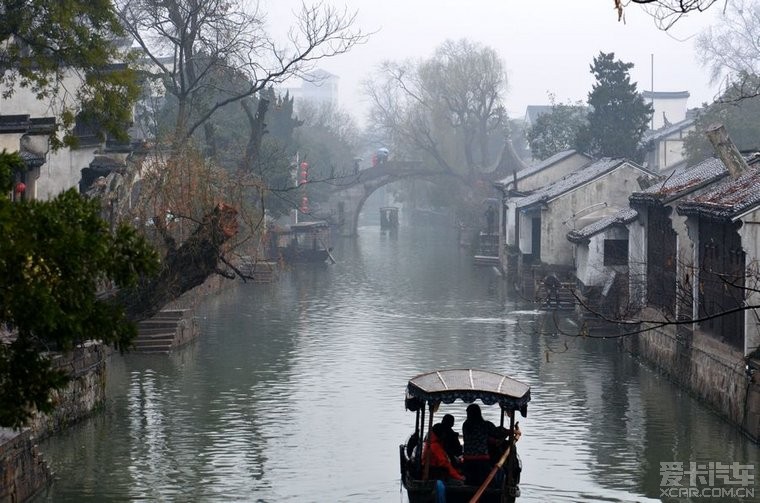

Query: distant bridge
[308,138,529,236]
[312,161,460,237]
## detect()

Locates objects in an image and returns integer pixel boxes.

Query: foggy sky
[263,0,722,125]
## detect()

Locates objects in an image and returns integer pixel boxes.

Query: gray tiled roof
[630,157,728,205]
[677,163,760,221]
[567,208,638,243]
[642,117,695,143]
[517,158,642,208]
[495,149,590,186]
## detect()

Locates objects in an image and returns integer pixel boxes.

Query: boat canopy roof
[405,369,530,417]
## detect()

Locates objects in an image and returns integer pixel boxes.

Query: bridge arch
[315,161,464,237]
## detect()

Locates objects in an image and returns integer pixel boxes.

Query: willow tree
[364,39,517,231]
[365,38,510,177]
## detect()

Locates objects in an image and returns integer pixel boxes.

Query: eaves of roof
[567,208,638,244]
[630,157,728,207]
[676,165,760,222]
[517,158,651,209]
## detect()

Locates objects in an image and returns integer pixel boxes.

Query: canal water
[37,225,758,502]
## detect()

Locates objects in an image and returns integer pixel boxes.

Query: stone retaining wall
[622,321,760,442]
[0,429,50,503]
[1,273,234,501]
[28,342,108,439]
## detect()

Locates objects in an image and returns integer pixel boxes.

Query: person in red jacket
[422,423,465,482]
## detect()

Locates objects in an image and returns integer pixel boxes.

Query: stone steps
[239,258,279,284]
[133,309,197,353]
[251,262,278,283]
[535,283,576,310]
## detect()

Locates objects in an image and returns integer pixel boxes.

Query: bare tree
[691,0,760,101]
[616,0,722,29]
[118,0,367,146]
[104,1,368,285]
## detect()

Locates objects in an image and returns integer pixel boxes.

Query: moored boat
[380,206,399,230]
[400,369,530,503]
[269,220,334,264]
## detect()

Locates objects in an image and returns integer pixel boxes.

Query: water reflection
[36,225,757,502]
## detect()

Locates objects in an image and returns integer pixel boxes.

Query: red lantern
[14,182,26,194]
[299,162,309,185]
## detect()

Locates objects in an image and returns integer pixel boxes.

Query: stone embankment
[623,319,760,442]
[0,429,49,503]
[1,342,107,502]
[0,271,236,501]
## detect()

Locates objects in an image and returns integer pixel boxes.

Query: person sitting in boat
[462,404,496,486]
[422,423,465,482]
[438,414,463,469]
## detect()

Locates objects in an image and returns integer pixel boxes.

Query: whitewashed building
[494,150,591,275]
[514,158,655,269]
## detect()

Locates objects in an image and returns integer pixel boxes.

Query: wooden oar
[468,423,521,503]
[467,443,512,503]
[317,237,337,264]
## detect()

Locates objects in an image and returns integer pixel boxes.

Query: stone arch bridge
[309,139,528,236]
[312,161,462,237]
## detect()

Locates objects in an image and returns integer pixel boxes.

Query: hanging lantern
[299,162,309,186]
[14,182,26,194]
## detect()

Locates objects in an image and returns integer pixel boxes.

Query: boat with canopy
[400,369,531,503]
[268,220,334,264]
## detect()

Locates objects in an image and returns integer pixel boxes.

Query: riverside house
[499,157,655,298]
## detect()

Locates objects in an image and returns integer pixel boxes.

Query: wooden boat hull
[400,445,518,503]
[403,477,515,503]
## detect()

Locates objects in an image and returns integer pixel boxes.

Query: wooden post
[418,405,426,474]
[421,403,435,481]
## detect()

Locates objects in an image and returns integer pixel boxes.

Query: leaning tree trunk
[119,202,239,322]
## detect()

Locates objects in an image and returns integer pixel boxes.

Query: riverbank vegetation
[0,0,365,428]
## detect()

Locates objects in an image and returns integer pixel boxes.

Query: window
[604,239,628,266]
